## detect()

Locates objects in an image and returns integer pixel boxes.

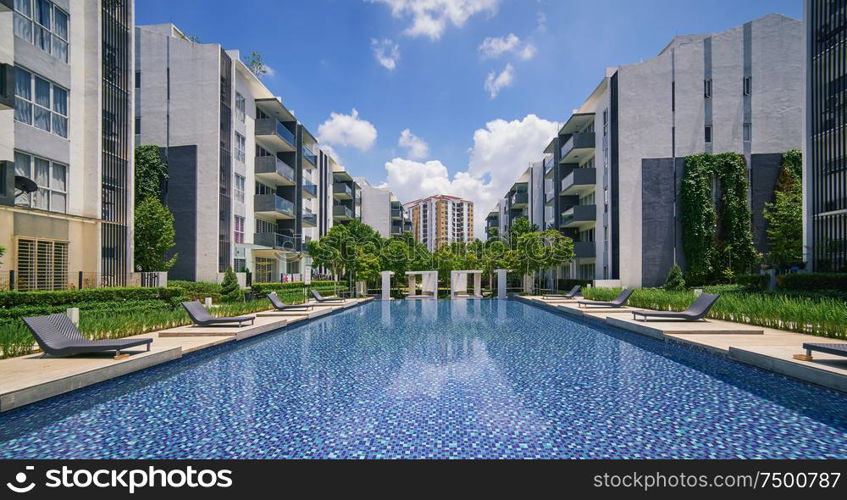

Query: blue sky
[136,0,801,228]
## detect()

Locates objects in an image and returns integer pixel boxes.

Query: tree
[663,264,686,291]
[246,51,269,79]
[220,266,242,302]
[134,197,177,272]
[307,220,382,283]
[134,145,169,204]
[0,245,4,266]
[508,217,537,249]
[764,152,803,269]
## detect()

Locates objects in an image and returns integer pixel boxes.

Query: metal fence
[0,271,166,291]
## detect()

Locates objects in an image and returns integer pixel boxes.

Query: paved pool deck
[0,297,373,412]
[520,296,847,393]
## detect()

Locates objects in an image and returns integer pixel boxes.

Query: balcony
[254,232,296,250]
[302,211,317,227]
[333,204,354,221]
[255,118,296,152]
[255,156,295,186]
[561,168,596,196]
[511,191,529,208]
[302,179,317,198]
[254,194,295,219]
[559,132,596,164]
[574,241,596,259]
[560,204,596,229]
[333,183,353,199]
[391,208,403,219]
[301,146,317,167]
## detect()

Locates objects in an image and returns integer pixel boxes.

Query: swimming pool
[1,299,846,459]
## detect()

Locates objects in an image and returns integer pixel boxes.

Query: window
[235,92,246,123]
[16,238,68,291]
[13,0,69,63]
[705,126,713,143]
[135,71,141,88]
[15,151,67,213]
[135,117,141,134]
[704,79,712,98]
[14,68,68,138]
[743,123,752,142]
[234,216,245,244]
[234,258,247,273]
[234,173,245,202]
[234,132,246,162]
[743,76,752,96]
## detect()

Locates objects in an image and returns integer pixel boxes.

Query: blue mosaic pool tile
[0,299,845,459]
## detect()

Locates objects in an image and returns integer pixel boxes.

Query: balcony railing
[511,191,529,207]
[254,232,296,250]
[256,118,295,149]
[560,132,596,163]
[391,208,403,219]
[255,155,295,185]
[333,183,353,199]
[333,205,354,220]
[560,204,596,228]
[302,211,317,227]
[302,146,317,166]
[574,241,596,259]
[254,193,295,218]
[561,168,596,195]
[302,179,318,198]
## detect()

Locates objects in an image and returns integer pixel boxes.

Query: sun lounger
[268,292,313,311]
[23,314,152,358]
[631,293,720,321]
[182,301,255,327]
[543,286,581,300]
[577,288,633,308]
[310,289,346,303]
[795,343,847,361]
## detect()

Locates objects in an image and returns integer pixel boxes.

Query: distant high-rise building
[404,195,474,251]
[804,0,846,272]
[354,178,409,238]
[1,0,135,290]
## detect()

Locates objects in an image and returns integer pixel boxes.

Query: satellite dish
[15,176,38,197]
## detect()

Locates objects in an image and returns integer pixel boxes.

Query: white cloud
[368,0,500,40]
[478,34,535,60]
[317,109,378,152]
[397,129,429,159]
[382,114,559,236]
[371,39,401,70]
[484,63,514,98]
[263,64,276,78]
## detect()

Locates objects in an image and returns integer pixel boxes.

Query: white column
[380,271,394,301]
[495,269,508,299]
[450,271,456,299]
[474,273,481,297]
[408,274,417,297]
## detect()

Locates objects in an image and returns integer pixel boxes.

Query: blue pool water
[1,299,846,459]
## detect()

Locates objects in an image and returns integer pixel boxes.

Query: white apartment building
[0,0,135,290]
[354,177,408,238]
[405,195,474,251]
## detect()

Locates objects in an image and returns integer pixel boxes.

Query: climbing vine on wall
[680,153,757,285]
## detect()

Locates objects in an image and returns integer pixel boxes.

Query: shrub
[778,273,847,292]
[0,287,182,308]
[169,281,222,302]
[663,264,686,291]
[735,273,769,291]
[220,267,242,303]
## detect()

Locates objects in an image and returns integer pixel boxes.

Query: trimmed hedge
[0,287,182,308]
[169,280,223,302]
[735,274,769,291]
[779,273,847,292]
[0,299,173,320]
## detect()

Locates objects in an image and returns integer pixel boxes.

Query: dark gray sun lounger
[631,293,720,322]
[310,289,345,303]
[182,301,255,327]
[802,343,847,360]
[23,314,152,357]
[545,285,581,299]
[577,288,634,308]
[268,292,313,311]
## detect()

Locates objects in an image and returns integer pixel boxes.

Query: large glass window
[235,92,246,123]
[234,216,245,244]
[13,0,69,62]
[234,173,245,202]
[234,132,246,162]
[14,151,68,213]
[14,68,68,138]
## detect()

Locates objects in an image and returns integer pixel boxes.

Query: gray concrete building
[136,24,332,283]
[0,0,135,290]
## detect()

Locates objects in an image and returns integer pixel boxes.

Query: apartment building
[135,24,331,283]
[330,162,360,229]
[488,162,546,239]
[805,0,846,272]
[0,0,134,290]
[354,178,409,238]
[405,195,474,251]
[499,14,803,287]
